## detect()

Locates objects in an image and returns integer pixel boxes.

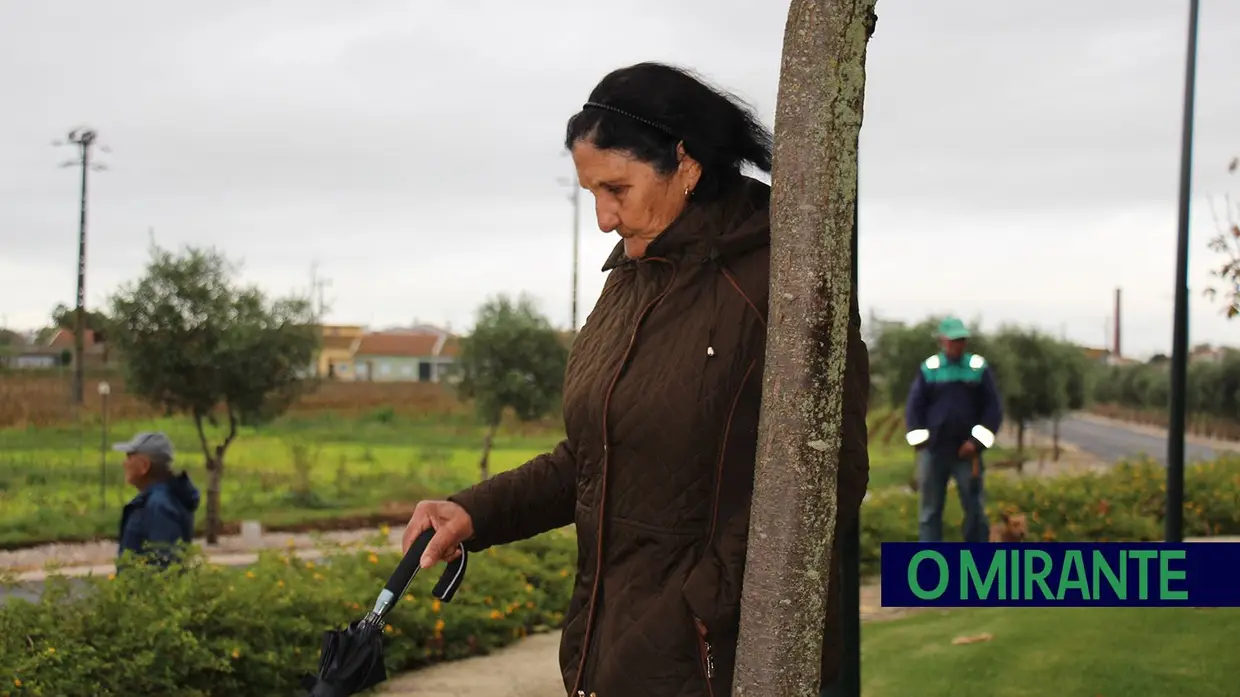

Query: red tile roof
[47,328,99,348]
[354,332,443,358]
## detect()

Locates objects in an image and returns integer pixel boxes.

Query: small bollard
[240,520,263,543]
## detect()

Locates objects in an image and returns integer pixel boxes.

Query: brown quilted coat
[449,177,870,696]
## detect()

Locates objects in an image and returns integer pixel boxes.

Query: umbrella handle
[372,528,469,618]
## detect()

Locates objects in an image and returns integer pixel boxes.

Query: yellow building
[317,324,365,378]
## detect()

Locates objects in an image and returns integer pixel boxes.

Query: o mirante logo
[881,542,1240,608]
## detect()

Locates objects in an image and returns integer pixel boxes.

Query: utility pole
[1167,0,1201,544]
[557,162,582,331]
[309,260,333,322]
[56,127,107,405]
[1113,287,1122,358]
[571,183,581,331]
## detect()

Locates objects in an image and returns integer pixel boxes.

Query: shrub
[0,528,576,697]
[6,456,1239,694]
[859,454,1240,574]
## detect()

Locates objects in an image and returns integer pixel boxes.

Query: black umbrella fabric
[301,528,468,697]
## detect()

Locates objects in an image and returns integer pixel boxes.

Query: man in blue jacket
[905,317,1003,543]
[114,431,200,569]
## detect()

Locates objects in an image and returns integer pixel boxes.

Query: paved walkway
[379,632,564,697]
[379,582,919,695]
[0,526,402,575]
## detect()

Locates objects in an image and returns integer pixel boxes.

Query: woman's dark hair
[564,62,773,202]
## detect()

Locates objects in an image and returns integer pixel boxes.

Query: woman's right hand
[402,500,475,569]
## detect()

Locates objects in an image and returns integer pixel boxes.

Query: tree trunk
[1052,416,1060,461]
[478,420,498,481]
[205,454,223,544]
[194,410,237,546]
[1016,421,1026,474]
[733,2,876,695]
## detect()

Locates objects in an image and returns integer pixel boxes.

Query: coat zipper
[696,624,717,696]
[689,266,762,697]
[569,259,678,697]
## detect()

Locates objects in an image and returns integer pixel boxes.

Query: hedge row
[1091,352,1240,425]
[0,529,576,697]
[859,455,1240,573]
[5,457,1239,695]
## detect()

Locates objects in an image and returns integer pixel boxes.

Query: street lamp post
[1166,0,1201,544]
[55,127,108,406]
[557,159,583,331]
[98,381,111,510]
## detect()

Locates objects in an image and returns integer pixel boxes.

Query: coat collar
[601,177,771,271]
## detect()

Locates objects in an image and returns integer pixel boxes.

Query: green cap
[937,316,970,340]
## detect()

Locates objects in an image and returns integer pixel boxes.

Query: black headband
[582,101,676,138]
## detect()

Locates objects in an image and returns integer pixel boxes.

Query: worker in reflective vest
[904,316,1004,542]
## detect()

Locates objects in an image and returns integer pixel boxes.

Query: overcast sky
[1,0,1236,357]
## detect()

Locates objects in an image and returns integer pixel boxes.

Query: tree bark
[1052,416,1061,461]
[195,409,238,545]
[205,455,223,545]
[1016,421,1026,474]
[479,420,498,481]
[733,1,876,695]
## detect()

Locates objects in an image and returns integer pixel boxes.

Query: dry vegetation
[0,371,472,428]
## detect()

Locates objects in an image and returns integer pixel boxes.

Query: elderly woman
[404,62,869,697]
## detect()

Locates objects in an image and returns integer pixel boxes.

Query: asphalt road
[1032,415,1219,465]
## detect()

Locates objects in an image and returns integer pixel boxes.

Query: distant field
[0,409,561,547]
[0,384,946,549]
[0,371,488,428]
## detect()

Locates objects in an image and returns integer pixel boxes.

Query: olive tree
[109,244,320,543]
[454,294,568,480]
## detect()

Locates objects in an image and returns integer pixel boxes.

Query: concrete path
[379,632,564,697]
[379,583,922,695]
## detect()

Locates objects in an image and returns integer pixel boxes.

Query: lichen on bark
[732,1,877,695]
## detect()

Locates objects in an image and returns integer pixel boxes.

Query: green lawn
[866,443,1028,493]
[0,405,1017,548]
[867,445,912,491]
[0,410,561,547]
[862,606,1239,697]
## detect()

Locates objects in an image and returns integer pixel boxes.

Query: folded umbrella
[301,528,468,697]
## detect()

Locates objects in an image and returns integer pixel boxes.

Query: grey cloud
[1,0,1237,356]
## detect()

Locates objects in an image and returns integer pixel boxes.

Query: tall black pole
[73,132,93,405]
[1166,0,1200,544]
[62,127,99,406]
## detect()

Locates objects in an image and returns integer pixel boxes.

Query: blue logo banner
[880,542,1240,607]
